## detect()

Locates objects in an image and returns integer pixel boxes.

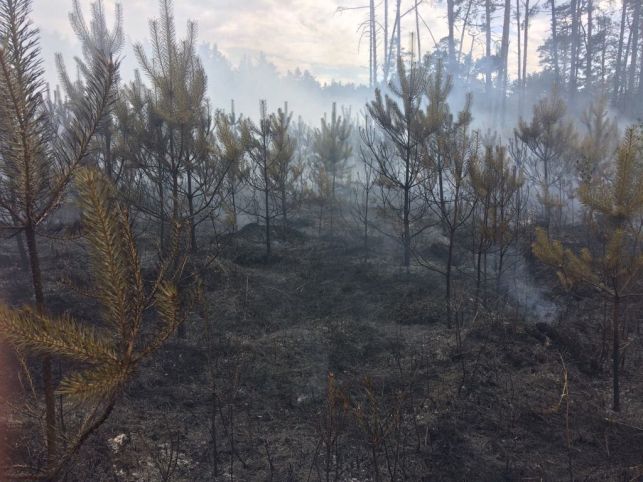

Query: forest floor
[1,221,642,481]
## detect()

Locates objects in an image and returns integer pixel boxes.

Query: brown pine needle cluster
[0,167,183,478]
[532,127,643,411]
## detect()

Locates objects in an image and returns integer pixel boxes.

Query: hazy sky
[32,0,548,86]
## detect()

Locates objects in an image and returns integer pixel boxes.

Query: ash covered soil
[1,225,642,481]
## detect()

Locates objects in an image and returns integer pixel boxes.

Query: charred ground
[1,219,641,481]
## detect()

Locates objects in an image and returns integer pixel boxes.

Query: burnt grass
[1,226,642,481]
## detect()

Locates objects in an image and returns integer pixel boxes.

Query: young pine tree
[363,59,429,267]
[241,100,277,259]
[215,105,247,233]
[469,144,524,307]
[576,97,618,187]
[133,0,208,254]
[514,95,576,233]
[268,105,298,231]
[0,168,184,479]
[313,102,353,237]
[423,88,477,328]
[0,0,118,464]
[533,127,643,412]
[56,0,124,180]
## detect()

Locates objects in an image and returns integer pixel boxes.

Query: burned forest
[0,0,642,480]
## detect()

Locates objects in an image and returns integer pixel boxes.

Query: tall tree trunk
[371,0,378,85]
[522,0,530,88]
[570,0,579,96]
[458,0,474,63]
[628,0,641,96]
[586,0,593,87]
[638,44,643,98]
[500,0,512,121]
[485,0,493,96]
[448,0,456,68]
[614,0,628,101]
[551,0,560,83]
[516,0,522,84]
[396,0,402,61]
[415,0,422,62]
[600,21,607,85]
[635,12,643,98]
[384,0,390,80]
[25,222,57,466]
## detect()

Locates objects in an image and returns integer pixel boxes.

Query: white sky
[31,0,549,86]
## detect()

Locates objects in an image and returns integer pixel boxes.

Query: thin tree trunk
[458,0,474,63]
[403,184,411,268]
[25,222,57,465]
[628,0,641,96]
[371,0,378,84]
[415,0,422,62]
[551,0,560,83]
[600,21,607,85]
[516,0,522,84]
[639,44,643,98]
[10,211,29,269]
[475,203,490,312]
[448,0,456,68]
[331,171,336,237]
[446,227,455,328]
[187,163,197,253]
[158,157,166,254]
[586,0,593,87]
[570,0,579,96]
[612,293,621,411]
[522,0,530,87]
[105,125,113,180]
[485,0,493,96]
[364,185,370,261]
[500,0,512,122]
[15,231,29,270]
[403,132,412,268]
[231,185,238,233]
[623,20,634,98]
[396,0,402,61]
[172,171,180,246]
[614,0,628,101]
[281,185,288,232]
[263,136,271,259]
[384,0,390,80]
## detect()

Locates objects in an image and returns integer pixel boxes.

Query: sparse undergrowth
[1,229,641,481]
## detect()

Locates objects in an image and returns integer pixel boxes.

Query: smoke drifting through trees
[0,0,642,480]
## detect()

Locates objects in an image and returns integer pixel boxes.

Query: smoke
[500,250,560,323]
[198,44,373,124]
